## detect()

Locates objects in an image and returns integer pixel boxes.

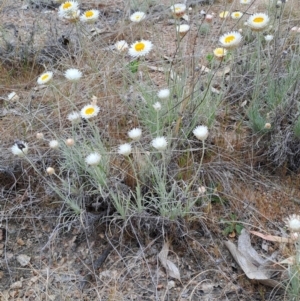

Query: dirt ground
[1,0,300,300]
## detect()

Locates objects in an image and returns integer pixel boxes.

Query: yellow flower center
[41,74,49,81]
[216,49,224,55]
[85,11,94,18]
[85,107,95,115]
[63,2,72,9]
[253,17,264,23]
[224,35,235,43]
[134,42,145,52]
[175,7,181,11]
[135,16,140,20]
[234,13,240,17]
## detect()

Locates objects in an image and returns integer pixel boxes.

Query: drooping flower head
[49,140,59,149]
[151,136,168,151]
[46,167,55,175]
[213,48,227,60]
[37,71,53,85]
[118,143,132,156]
[128,40,153,58]
[177,24,190,37]
[115,40,129,52]
[219,11,229,19]
[80,9,99,23]
[64,68,82,81]
[157,89,170,100]
[153,102,162,111]
[247,13,270,31]
[170,3,186,18]
[11,141,28,157]
[80,104,100,119]
[130,11,146,22]
[285,215,300,232]
[85,153,101,166]
[128,128,142,141]
[231,11,243,19]
[264,34,273,42]
[219,31,243,49]
[67,111,81,123]
[193,125,209,141]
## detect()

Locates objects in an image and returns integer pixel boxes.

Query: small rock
[17,254,31,266]
[10,281,22,289]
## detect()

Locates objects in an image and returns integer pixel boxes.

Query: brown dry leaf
[158,241,181,281]
[224,229,283,288]
[17,238,25,246]
[250,230,291,243]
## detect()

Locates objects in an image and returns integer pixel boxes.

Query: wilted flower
[219,31,242,49]
[115,40,129,52]
[37,71,53,85]
[67,111,81,123]
[66,138,75,146]
[7,91,19,101]
[193,125,209,141]
[151,136,167,151]
[118,143,132,156]
[85,153,101,166]
[247,13,270,31]
[264,34,273,42]
[80,104,100,119]
[128,128,142,141]
[80,9,99,23]
[176,24,190,37]
[205,14,213,23]
[285,215,300,232]
[11,141,28,157]
[153,102,162,111]
[170,3,186,18]
[64,68,82,81]
[36,133,44,140]
[49,140,59,149]
[128,40,153,58]
[213,47,227,60]
[219,11,229,19]
[46,167,55,175]
[157,89,170,99]
[231,11,243,19]
[130,11,146,22]
[264,123,271,129]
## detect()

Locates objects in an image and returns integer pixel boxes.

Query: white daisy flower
[128,128,142,141]
[193,125,208,141]
[118,143,132,156]
[46,167,55,175]
[64,68,82,81]
[80,9,99,23]
[37,71,53,85]
[130,11,146,22]
[85,152,101,166]
[67,111,81,122]
[151,136,167,151]
[58,1,79,18]
[11,141,28,157]
[213,47,227,60]
[170,3,186,18]
[49,140,59,149]
[157,89,170,99]
[247,13,270,31]
[219,31,243,49]
[114,40,129,52]
[177,24,190,37]
[231,11,243,19]
[264,34,273,42]
[240,0,251,3]
[285,215,300,232]
[153,102,162,111]
[80,104,100,119]
[7,92,19,101]
[128,40,153,58]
